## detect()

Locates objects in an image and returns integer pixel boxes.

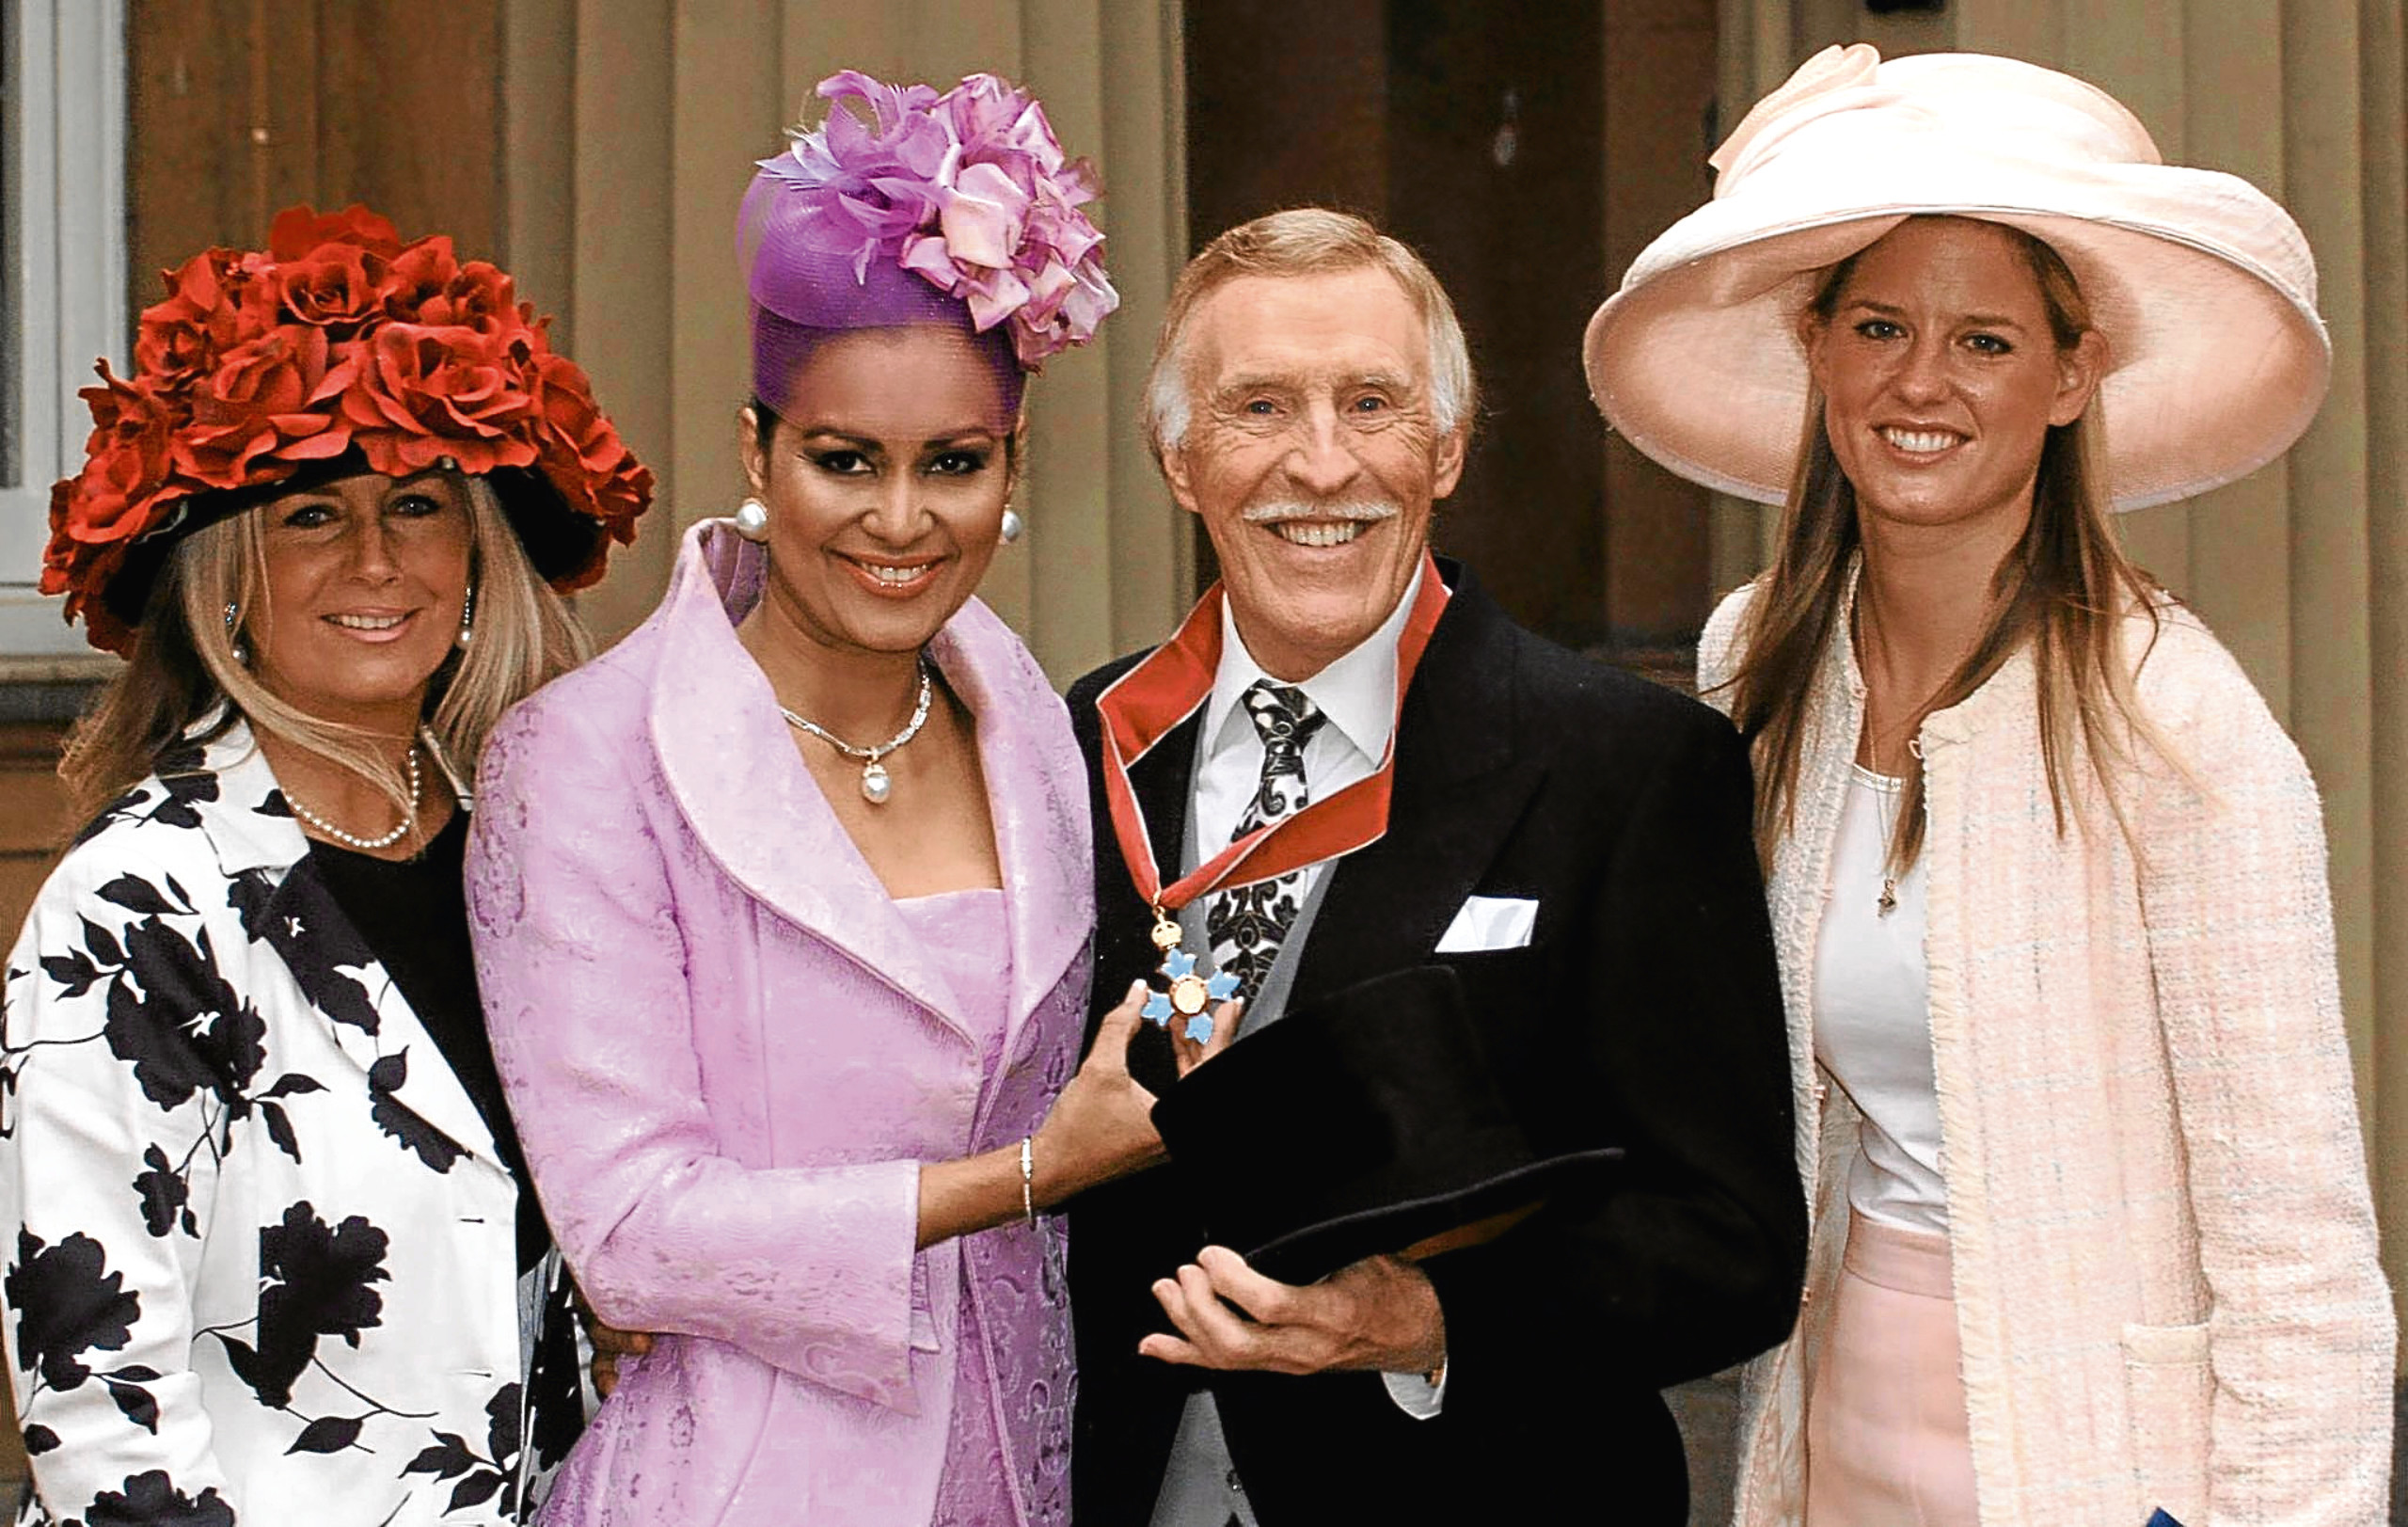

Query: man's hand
[1138,1246,1446,1376]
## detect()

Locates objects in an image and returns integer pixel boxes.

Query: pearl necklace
[289,747,422,851]
[779,661,933,805]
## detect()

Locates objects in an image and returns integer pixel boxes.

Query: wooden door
[1182,0,1719,676]
[126,0,508,318]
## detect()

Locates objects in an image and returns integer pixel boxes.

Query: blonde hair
[60,474,592,824]
[1720,219,2173,873]
[1143,208,1477,460]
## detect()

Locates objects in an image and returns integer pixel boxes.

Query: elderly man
[1063,209,1805,1525]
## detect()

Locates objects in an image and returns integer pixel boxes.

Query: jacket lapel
[1132,710,1199,890]
[932,599,1096,1078]
[196,728,506,1173]
[1294,567,1542,997]
[257,860,507,1173]
[646,521,969,1040]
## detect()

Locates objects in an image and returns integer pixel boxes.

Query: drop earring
[999,507,1024,545]
[734,497,771,543]
[456,583,476,649]
[224,601,249,667]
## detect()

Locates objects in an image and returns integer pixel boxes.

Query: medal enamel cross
[1140,909,1236,1044]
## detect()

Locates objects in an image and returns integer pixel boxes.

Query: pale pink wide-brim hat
[1584,44,2329,510]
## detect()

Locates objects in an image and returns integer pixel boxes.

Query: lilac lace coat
[465,521,1092,1526]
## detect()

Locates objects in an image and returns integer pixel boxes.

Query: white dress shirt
[1193,561,1421,878]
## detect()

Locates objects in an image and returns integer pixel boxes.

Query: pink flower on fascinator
[765,70,1119,366]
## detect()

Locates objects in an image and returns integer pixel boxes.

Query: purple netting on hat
[740,165,1023,415]
[749,304,1024,420]
[738,70,1117,411]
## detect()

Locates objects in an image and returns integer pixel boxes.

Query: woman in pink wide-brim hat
[1591,43,2392,1527]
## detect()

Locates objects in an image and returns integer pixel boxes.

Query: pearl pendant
[860,760,892,805]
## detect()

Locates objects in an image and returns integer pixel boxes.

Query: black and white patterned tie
[1206,681,1330,1007]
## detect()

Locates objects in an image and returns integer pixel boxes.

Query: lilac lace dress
[895,888,1021,1527]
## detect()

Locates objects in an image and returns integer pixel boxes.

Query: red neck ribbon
[1094,551,1451,915]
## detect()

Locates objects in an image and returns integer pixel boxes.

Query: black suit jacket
[1064,562,1806,1525]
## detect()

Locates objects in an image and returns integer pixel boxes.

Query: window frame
[2,0,126,669]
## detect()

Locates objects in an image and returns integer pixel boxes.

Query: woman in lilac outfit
[465,73,1214,1526]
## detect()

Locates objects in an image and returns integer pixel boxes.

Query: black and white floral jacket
[1,725,581,1525]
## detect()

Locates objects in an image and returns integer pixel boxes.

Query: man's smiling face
[1164,267,1465,682]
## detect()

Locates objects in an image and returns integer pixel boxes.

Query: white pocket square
[1433,895,1538,954]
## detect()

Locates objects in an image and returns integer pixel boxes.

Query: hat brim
[1587,184,2329,510]
[1244,1144,1624,1287]
[98,453,608,631]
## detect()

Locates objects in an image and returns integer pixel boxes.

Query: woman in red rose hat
[2,204,651,1526]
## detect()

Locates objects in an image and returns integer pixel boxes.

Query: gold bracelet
[1019,1136,1037,1225]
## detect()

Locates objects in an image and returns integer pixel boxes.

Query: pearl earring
[999,507,1024,545]
[224,601,249,667]
[457,583,476,649]
[734,497,771,542]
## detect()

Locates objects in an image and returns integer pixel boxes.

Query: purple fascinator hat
[741,70,1120,417]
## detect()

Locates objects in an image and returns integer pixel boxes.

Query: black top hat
[1149,963,1623,1286]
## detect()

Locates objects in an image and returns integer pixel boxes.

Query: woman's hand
[589,1321,654,1400]
[1030,981,1236,1207]
[575,1285,656,1400]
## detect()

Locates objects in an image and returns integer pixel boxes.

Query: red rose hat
[43,204,655,652]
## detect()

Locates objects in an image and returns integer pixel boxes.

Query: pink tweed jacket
[1700,578,2393,1527]
[465,521,1094,1526]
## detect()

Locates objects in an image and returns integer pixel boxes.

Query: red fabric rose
[269,203,404,262]
[41,469,141,653]
[170,325,345,489]
[341,323,540,477]
[379,236,463,321]
[133,248,279,393]
[413,260,528,337]
[277,239,389,334]
[40,477,84,598]
[528,354,653,583]
[58,373,183,548]
[40,374,194,652]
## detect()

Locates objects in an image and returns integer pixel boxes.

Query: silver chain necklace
[290,746,422,851]
[779,660,934,805]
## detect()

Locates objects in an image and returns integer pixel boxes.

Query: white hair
[1141,209,1478,462]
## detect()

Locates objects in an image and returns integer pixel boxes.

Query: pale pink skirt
[1804,1215,1979,1526]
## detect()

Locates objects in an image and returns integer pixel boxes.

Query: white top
[1811,766,1948,1234]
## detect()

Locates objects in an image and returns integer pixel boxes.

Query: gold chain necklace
[1866,767,1901,916]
